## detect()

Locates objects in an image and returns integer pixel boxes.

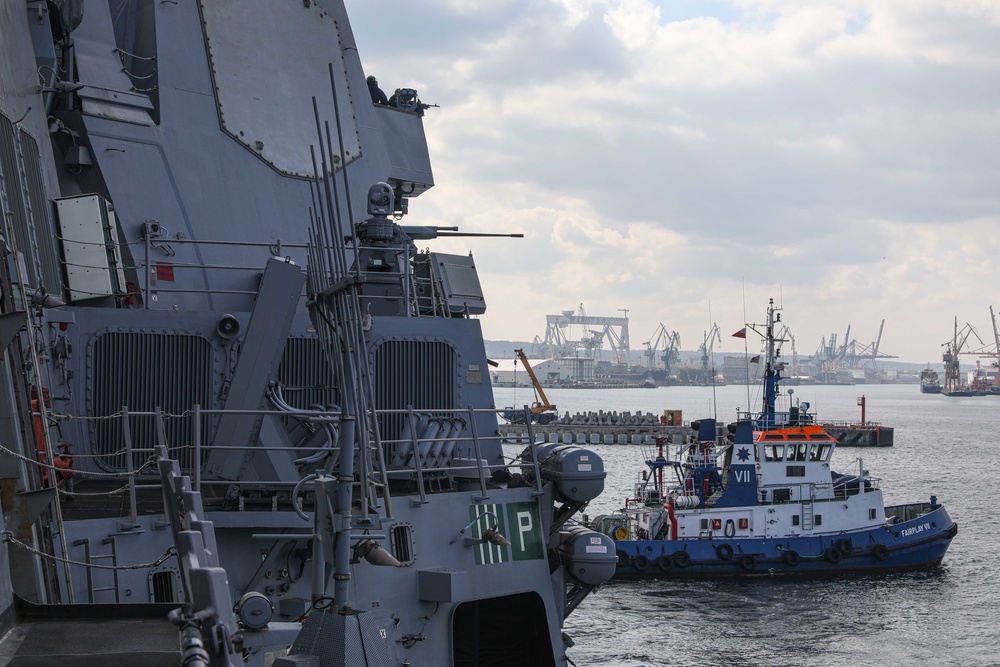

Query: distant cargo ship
[920,366,942,394]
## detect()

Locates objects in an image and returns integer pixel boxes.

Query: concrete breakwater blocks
[498,423,894,447]
[497,423,720,446]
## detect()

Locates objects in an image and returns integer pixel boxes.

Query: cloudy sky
[348,0,1000,365]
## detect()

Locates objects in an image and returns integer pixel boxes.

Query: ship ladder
[802,500,814,531]
[73,536,121,603]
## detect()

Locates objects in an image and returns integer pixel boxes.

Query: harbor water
[496,383,999,667]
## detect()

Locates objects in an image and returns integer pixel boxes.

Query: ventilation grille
[91,332,214,471]
[150,569,179,603]
[390,523,414,565]
[373,340,456,441]
[276,336,337,410]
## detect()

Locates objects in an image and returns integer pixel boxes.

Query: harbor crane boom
[943,317,983,393]
[700,324,722,379]
[644,323,681,372]
[504,349,557,424]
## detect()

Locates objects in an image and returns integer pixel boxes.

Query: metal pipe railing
[57,403,510,518]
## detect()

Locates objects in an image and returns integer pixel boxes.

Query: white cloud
[349,0,1000,362]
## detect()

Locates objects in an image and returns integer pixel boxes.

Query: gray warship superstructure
[0,2,615,665]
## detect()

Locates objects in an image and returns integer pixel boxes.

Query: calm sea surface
[495,383,1000,667]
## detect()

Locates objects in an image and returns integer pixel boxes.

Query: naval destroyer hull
[0,1,616,664]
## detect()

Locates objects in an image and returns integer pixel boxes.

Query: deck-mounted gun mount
[345,182,523,319]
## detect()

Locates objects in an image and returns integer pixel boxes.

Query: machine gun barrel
[400,225,523,240]
[436,232,524,238]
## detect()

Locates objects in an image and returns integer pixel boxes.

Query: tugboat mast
[759,298,784,430]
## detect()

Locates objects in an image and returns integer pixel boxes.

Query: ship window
[787,465,806,477]
[390,523,415,565]
[700,519,709,530]
[792,444,808,461]
[810,444,831,461]
[764,445,785,461]
[762,434,786,441]
[815,515,822,526]
[808,434,832,440]
[792,515,800,526]
[869,509,877,520]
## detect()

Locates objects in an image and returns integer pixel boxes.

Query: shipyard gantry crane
[540,304,631,364]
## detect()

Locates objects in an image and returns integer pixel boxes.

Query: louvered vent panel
[276,337,338,410]
[92,333,213,471]
[373,340,456,441]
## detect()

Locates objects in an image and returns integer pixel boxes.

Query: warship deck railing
[56,234,457,315]
[47,403,548,527]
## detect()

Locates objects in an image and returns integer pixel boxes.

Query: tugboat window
[792,515,800,526]
[815,515,823,526]
[764,445,784,461]
[813,444,831,461]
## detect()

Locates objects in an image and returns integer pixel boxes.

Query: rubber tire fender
[739,554,756,572]
[716,543,735,561]
[633,554,650,572]
[673,550,692,568]
[837,538,853,555]
[656,555,673,573]
[782,550,801,566]
[616,550,631,568]
[871,543,889,561]
[826,547,843,563]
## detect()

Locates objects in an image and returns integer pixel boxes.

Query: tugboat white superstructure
[593,300,957,577]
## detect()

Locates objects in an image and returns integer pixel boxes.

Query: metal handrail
[59,403,510,518]
[130,235,446,313]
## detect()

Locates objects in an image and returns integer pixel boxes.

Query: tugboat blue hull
[612,505,957,578]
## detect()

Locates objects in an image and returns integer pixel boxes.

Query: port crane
[815,320,897,379]
[699,324,722,382]
[644,323,681,372]
[959,306,1000,390]
[942,317,983,393]
[775,324,798,376]
[503,349,557,424]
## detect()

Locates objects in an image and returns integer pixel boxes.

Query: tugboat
[0,2,615,664]
[592,300,958,577]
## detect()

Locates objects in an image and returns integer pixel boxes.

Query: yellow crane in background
[503,349,557,424]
